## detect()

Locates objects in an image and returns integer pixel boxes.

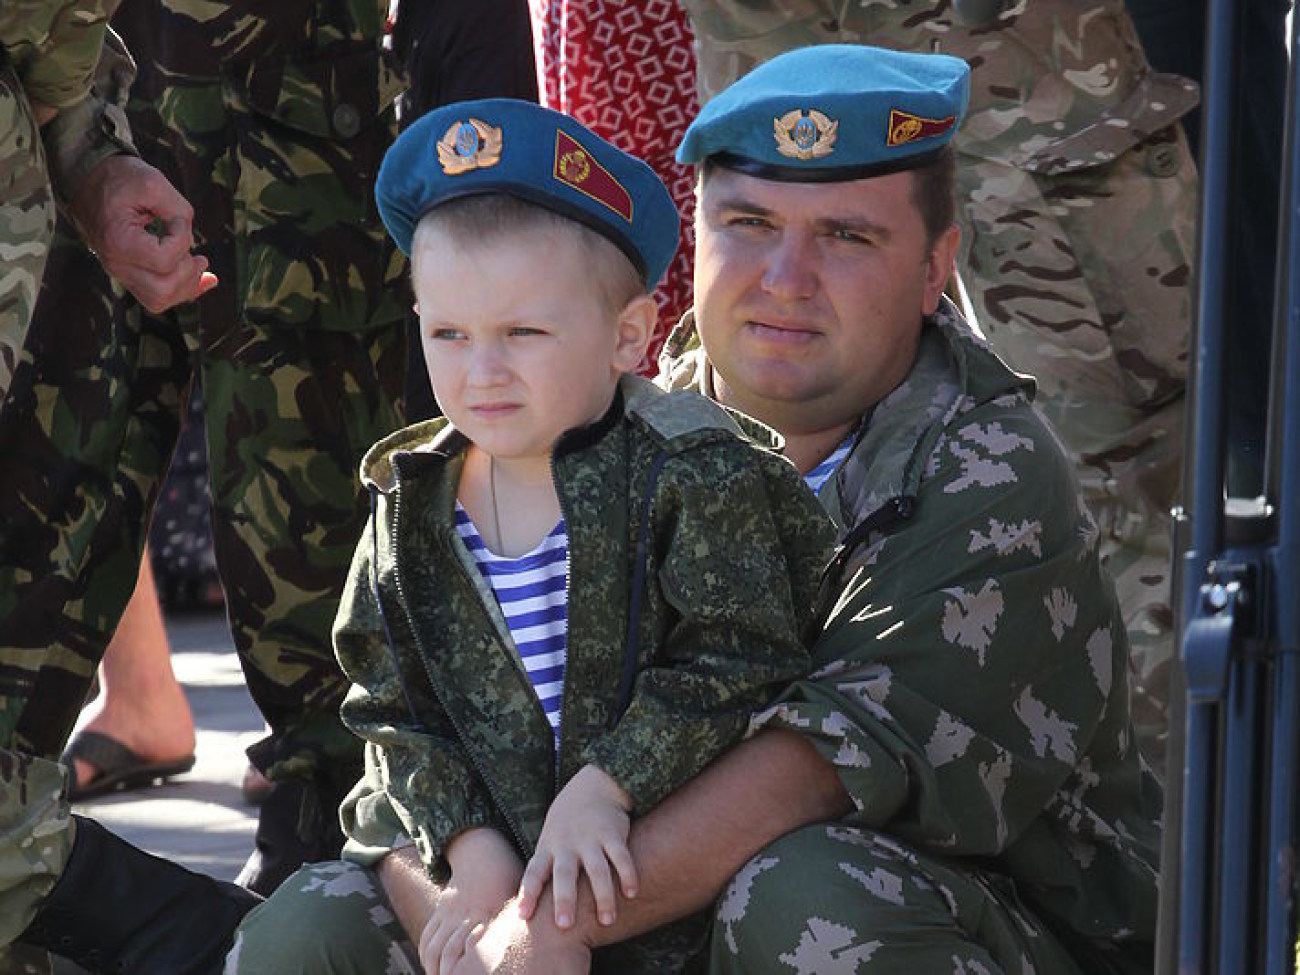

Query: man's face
[693,166,958,436]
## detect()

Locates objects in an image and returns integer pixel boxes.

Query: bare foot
[70,554,196,789]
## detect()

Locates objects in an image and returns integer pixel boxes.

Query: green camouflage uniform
[226,376,835,975]
[659,299,1162,973]
[0,0,132,407]
[665,300,1164,975]
[681,0,1197,774]
[0,0,407,959]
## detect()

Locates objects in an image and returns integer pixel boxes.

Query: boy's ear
[612,293,658,372]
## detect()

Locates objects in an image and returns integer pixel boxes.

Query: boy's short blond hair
[412,194,646,318]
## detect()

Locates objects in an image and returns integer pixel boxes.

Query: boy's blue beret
[377,98,679,288]
[677,44,970,181]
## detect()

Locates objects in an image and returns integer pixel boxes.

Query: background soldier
[1,1,408,970]
[0,0,212,404]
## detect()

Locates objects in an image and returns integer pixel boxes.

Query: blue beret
[677,44,970,181]
[377,98,679,288]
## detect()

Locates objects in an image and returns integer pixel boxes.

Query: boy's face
[413,223,649,465]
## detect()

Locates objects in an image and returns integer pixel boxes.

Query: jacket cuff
[41,94,136,205]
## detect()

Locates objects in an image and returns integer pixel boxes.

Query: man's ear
[922,223,961,316]
[613,293,658,372]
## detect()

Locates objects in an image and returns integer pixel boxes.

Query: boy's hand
[518,764,637,931]
[423,829,524,975]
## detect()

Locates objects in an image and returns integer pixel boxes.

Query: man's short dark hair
[910,146,956,248]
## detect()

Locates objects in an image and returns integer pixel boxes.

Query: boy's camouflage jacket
[336,374,834,878]
[661,299,1163,969]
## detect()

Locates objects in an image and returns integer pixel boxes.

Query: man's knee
[711,825,885,969]
[227,861,417,975]
[708,825,1016,974]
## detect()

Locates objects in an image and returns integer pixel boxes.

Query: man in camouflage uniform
[0,0,212,405]
[681,0,1197,776]
[0,1,407,970]
[447,44,1161,975]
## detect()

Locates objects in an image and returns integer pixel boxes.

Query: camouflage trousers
[227,827,1149,975]
[0,60,55,409]
[226,860,420,975]
[708,824,1147,975]
[681,0,1197,774]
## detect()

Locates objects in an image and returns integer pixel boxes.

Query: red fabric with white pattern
[529,0,699,374]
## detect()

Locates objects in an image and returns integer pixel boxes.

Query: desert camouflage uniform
[0,0,406,957]
[0,0,131,407]
[660,299,1162,974]
[681,0,1196,774]
[226,376,835,975]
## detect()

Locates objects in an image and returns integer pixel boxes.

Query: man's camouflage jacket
[660,298,1163,968]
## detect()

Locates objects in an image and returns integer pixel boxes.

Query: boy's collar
[553,384,625,458]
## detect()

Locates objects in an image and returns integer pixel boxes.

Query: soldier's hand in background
[68,153,218,313]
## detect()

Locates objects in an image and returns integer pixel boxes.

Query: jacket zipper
[810,495,917,631]
[382,459,533,856]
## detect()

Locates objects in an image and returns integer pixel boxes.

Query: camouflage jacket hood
[661,301,1163,970]
[338,373,833,888]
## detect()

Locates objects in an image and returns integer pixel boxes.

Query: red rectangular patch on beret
[553,130,635,223]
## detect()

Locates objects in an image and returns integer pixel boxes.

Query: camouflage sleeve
[39,24,136,204]
[582,442,833,815]
[0,0,114,109]
[335,511,500,883]
[754,394,1127,855]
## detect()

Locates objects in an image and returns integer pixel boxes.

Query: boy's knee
[226,861,415,975]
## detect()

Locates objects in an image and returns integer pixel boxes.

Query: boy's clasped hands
[420,764,635,975]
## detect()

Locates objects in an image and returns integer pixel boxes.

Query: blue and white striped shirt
[455,505,568,737]
[804,435,854,495]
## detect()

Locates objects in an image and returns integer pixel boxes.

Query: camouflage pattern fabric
[228,861,421,975]
[711,825,1108,974]
[661,300,1162,973]
[229,375,834,974]
[0,1,112,112]
[0,63,54,408]
[0,0,119,408]
[0,0,407,948]
[680,0,1197,776]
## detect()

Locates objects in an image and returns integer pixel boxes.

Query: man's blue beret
[677,44,970,181]
[376,98,679,288]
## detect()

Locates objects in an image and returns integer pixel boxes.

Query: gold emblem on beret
[558,148,592,184]
[773,109,838,160]
[437,118,504,175]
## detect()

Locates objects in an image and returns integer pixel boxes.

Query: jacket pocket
[1004,73,1200,177]
[225,43,408,331]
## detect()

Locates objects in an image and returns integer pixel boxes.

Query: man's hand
[68,154,218,312]
[448,896,592,975]
[518,764,636,931]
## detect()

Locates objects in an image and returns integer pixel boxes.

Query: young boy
[230,99,834,975]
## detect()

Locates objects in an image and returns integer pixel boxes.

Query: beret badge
[886,108,957,148]
[773,109,838,160]
[553,130,634,222]
[437,118,504,175]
